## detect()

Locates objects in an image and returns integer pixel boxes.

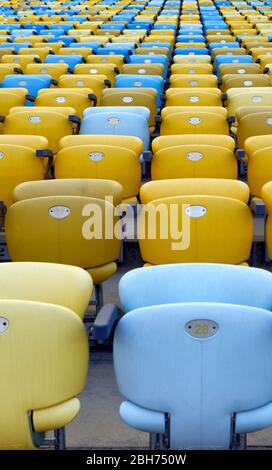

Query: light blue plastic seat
[174,47,209,55]
[44,54,83,71]
[0,74,52,104]
[46,36,76,47]
[80,109,150,151]
[215,55,253,75]
[119,263,272,313]
[114,300,272,449]
[96,47,131,63]
[83,106,150,122]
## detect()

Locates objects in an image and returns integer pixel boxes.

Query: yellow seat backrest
[59,134,143,155]
[170,63,213,74]
[152,134,235,153]
[0,144,45,207]
[140,179,250,203]
[2,110,77,153]
[55,145,141,200]
[169,74,218,88]
[6,195,121,269]
[0,298,88,449]
[0,262,92,319]
[151,144,237,179]
[35,88,95,118]
[138,195,253,265]
[166,88,222,106]
[25,63,69,81]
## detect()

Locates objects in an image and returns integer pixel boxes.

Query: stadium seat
[140,179,249,203]
[80,105,149,147]
[170,73,218,88]
[245,136,272,198]
[54,139,142,204]
[236,107,272,149]
[95,90,157,132]
[114,300,272,448]
[118,263,272,312]
[262,182,272,259]
[35,88,96,118]
[13,179,123,207]
[221,74,270,92]
[138,195,253,265]
[58,74,110,102]
[74,63,119,85]
[160,106,229,135]
[5,195,121,287]
[0,88,28,115]
[25,63,69,81]
[166,88,222,106]
[0,297,88,449]
[1,108,80,153]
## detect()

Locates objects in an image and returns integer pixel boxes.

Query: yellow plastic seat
[151,139,237,179]
[226,88,272,124]
[13,178,123,207]
[34,41,63,54]
[152,134,235,153]
[86,54,125,69]
[0,64,23,82]
[138,195,253,265]
[122,63,164,77]
[250,47,272,62]
[166,88,222,107]
[0,134,49,151]
[236,106,272,148]
[1,108,79,154]
[0,88,27,116]
[221,74,270,92]
[58,47,93,59]
[261,182,272,258]
[160,106,229,136]
[100,88,157,129]
[35,88,96,118]
[245,136,272,198]
[55,143,141,204]
[58,74,110,102]
[5,195,121,286]
[1,54,41,70]
[0,144,46,207]
[169,74,218,88]
[0,261,92,320]
[0,298,88,450]
[135,47,169,56]
[25,63,69,81]
[74,63,119,85]
[18,47,53,61]
[170,63,213,75]
[173,55,211,64]
[140,179,250,204]
[218,63,261,78]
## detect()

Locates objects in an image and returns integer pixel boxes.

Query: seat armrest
[91,303,120,342]
[32,398,80,432]
[235,401,272,434]
[120,401,166,434]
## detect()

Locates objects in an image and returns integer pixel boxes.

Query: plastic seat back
[138,195,253,265]
[114,302,272,449]
[0,298,88,449]
[6,195,121,271]
[119,263,272,312]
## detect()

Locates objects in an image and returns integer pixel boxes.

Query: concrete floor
[65,238,272,450]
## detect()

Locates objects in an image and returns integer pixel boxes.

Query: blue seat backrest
[114,302,272,449]
[83,106,150,122]
[119,263,272,312]
[80,111,150,151]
